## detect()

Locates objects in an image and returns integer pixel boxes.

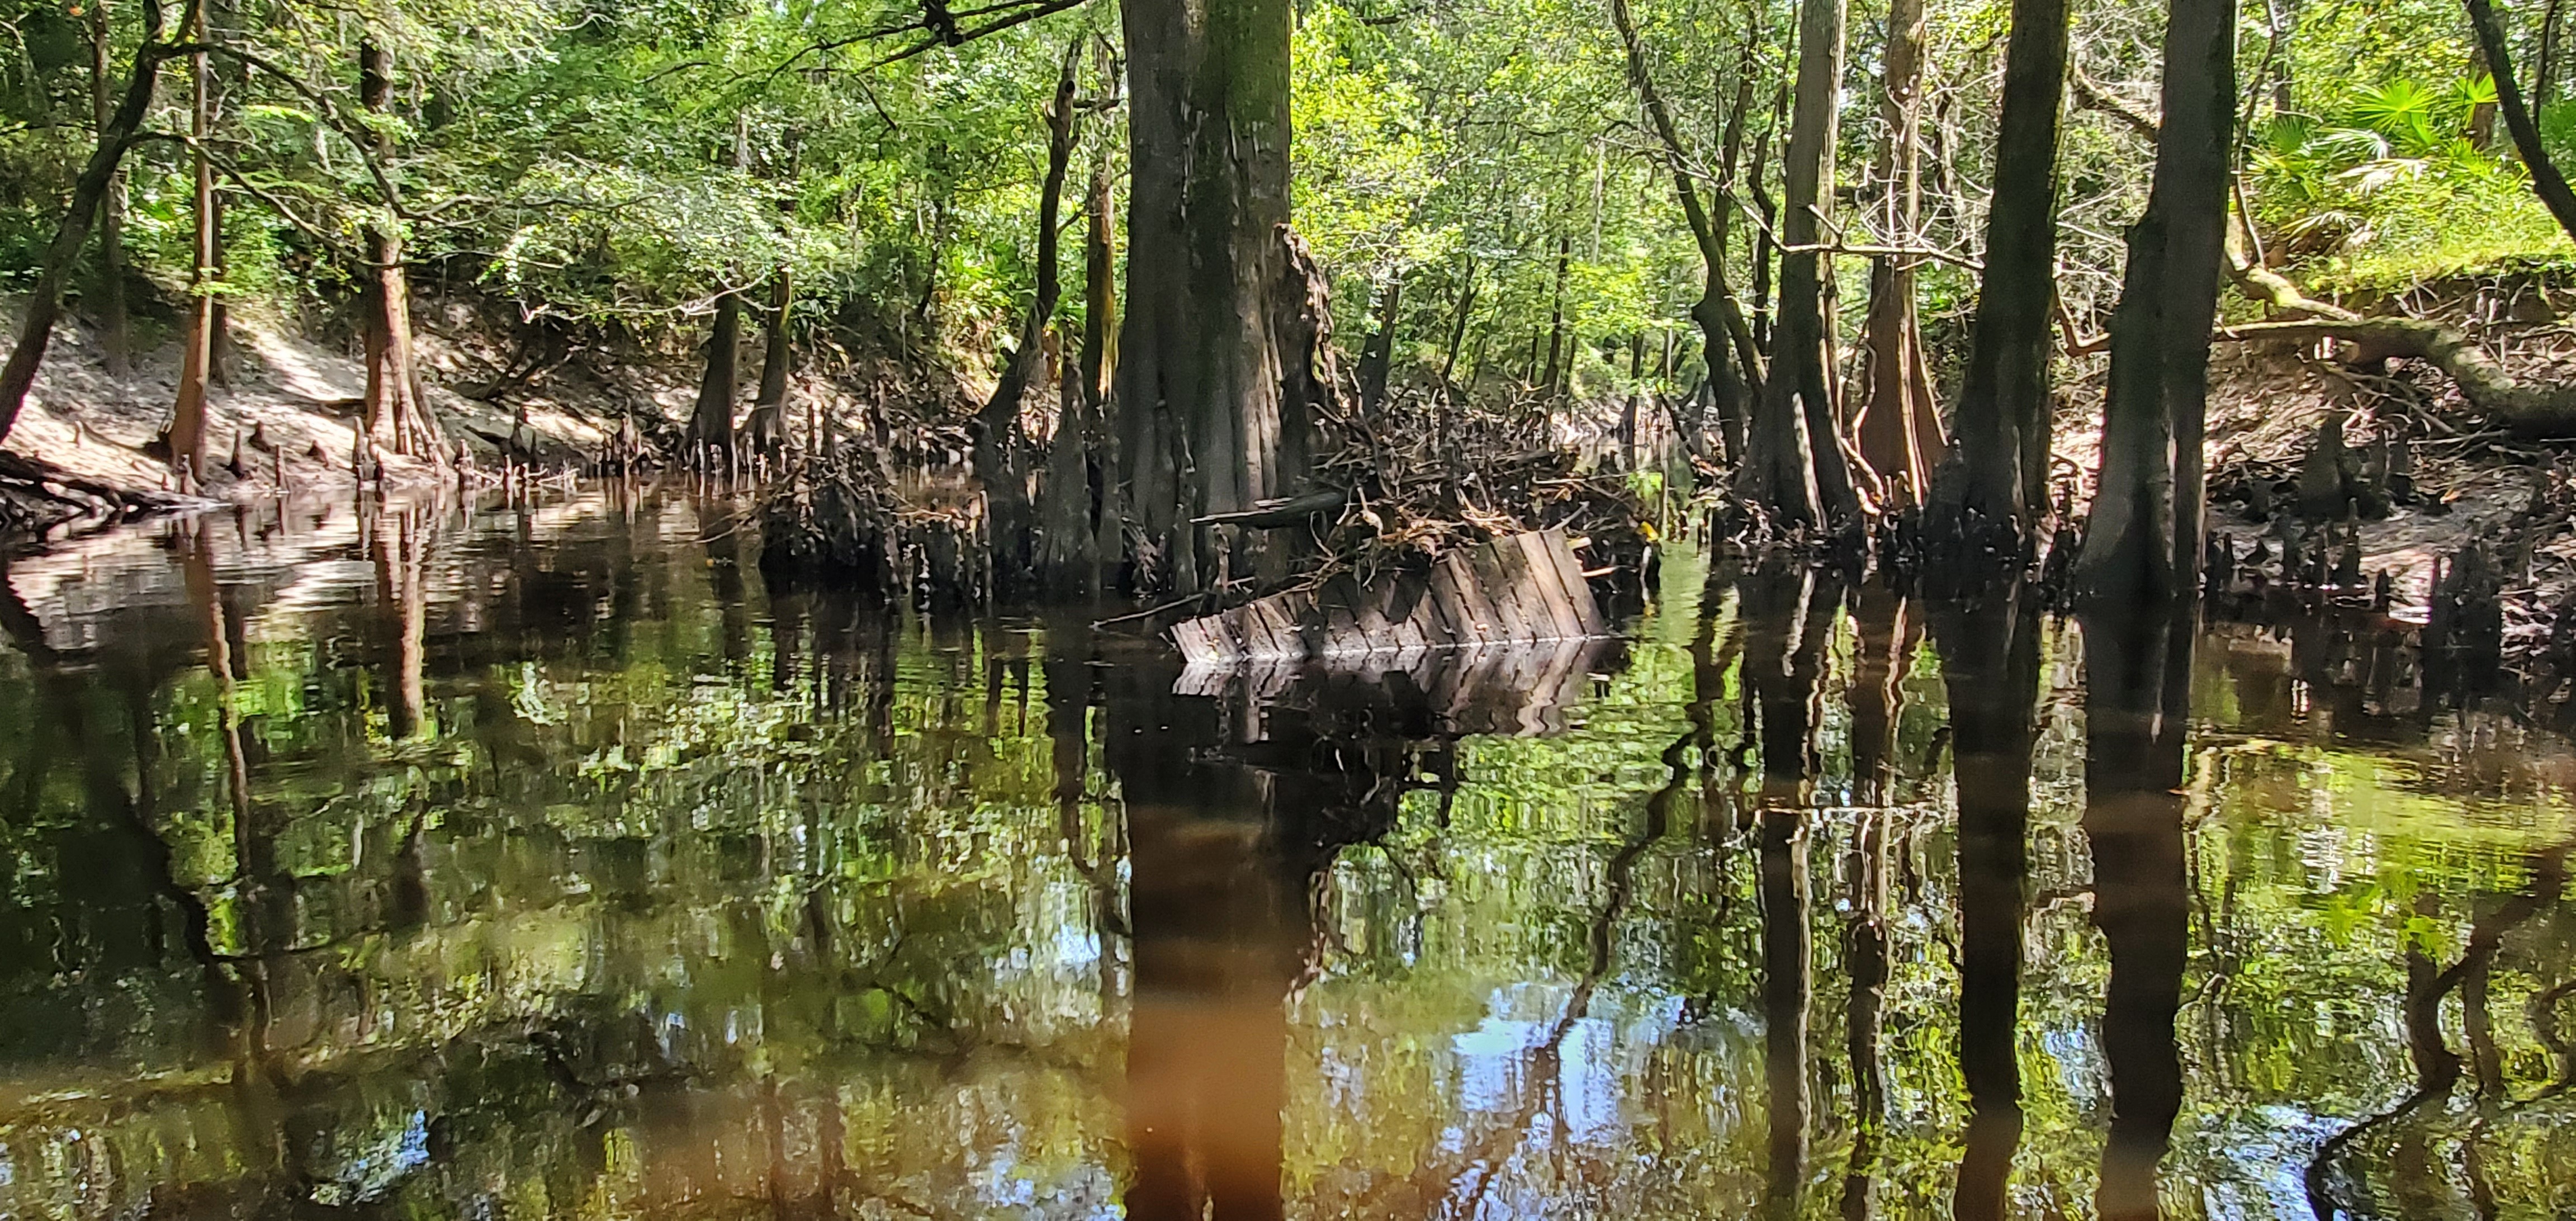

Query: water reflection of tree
[1931,582,2043,1221]
[2080,604,2194,1221]
[1738,560,1843,1218]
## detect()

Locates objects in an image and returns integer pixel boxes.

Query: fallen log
[1169,528,1604,666]
[2218,316,2576,438]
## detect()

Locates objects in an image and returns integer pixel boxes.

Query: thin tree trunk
[2467,0,2576,248]
[1739,0,1860,527]
[1115,0,1310,595]
[1438,254,1477,390]
[1541,235,1571,404]
[1855,0,1944,501]
[164,8,217,487]
[746,267,795,455]
[1357,273,1401,417]
[2076,0,2236,606]
[983,37,1083,594]
[1925,0,2074,551]
[1607,0,1763,462]
[1076,150,1120,569]
[88,0,131,378]
[2543,0,2568,107]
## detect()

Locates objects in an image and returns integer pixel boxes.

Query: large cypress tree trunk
[745,268,794,455]
[360,34,439,460]
[1854,0,1945,500]
[1739,0,1861,528]
[2075,0,2236,606]
[686,290,743,462]
[1925,0,2073,552]
[1114,0,1312,596]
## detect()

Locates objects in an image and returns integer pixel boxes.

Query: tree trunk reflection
[1935,583,2044,1221]
[2081,605,2194,1221]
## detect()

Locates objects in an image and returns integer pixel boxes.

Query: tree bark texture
[1739,0,1861,528]
[2076,0,2235,607]
[688,289,744,459]
[1855,0,1946,501]
[1925,0,2072,547]
[1114,0,1311,595]
[746,268,795,454]
[360,36,439,459]
[1081,153,1118,417]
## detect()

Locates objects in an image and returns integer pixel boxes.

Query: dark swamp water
[0,490,2572,1221]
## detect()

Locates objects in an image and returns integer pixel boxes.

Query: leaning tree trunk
[1924,0,2074,552]
[2466,0,2576,248]
[1739,0,1862,528]
[2075,0,2236,607]
[87,0,131,378]
[163,11,217,488]
[982,37,1083,599]
[1608,0,1763,463]
[0,2,187,447]
[1114,0,1318,595]
[1854,0,1945,502]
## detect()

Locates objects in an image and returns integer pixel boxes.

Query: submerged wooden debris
[1176,635,1612,737]
[1169,528,1606,666]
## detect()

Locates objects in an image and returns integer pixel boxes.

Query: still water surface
[0,491,2571,1220]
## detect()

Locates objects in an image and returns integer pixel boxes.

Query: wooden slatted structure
[1169,529,1606,666]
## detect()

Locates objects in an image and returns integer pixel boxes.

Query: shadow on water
[3,490,2576,1218]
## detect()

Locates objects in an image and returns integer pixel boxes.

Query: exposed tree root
[0,449,208,534]
[2218,316,2576,438]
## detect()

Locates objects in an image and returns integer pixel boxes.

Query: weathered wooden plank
[1469,542,1532,643]
[1436,552,1498,645]
[1513,531,1583,640]
[1167,531,1608,665]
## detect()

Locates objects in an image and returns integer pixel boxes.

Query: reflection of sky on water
[1442,986,1680,1148]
